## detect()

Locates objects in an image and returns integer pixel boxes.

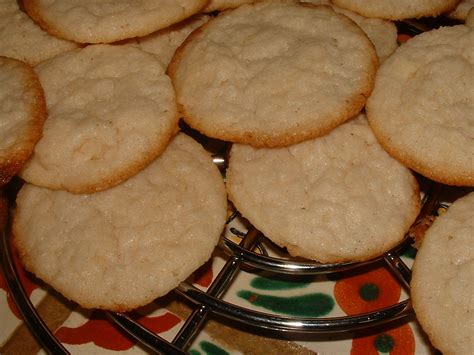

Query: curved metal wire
[176,282,413,333]
[1,230,69,354]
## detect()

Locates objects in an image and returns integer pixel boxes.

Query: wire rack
[1,159,441,355]
[0,18,455,355]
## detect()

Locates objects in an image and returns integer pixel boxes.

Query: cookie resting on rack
[20,44,179,194]
[22,0,208,44]
[0,0,79,66]
[169,1,377,148]
[411,192,474,355]
[226,114,420,263]
[13,133,227,312]
[131,14,210,68]
[366,24,474,186]
[0,56,47,187]
[304,0,398,62]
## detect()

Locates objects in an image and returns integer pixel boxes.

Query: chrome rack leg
[383,252,412,290]
[173,228,261,349]
[1,230,69,354]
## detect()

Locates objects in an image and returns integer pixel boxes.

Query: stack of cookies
[0,2,472,351]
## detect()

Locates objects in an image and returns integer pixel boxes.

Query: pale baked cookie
[226,114,420,263]
[23,0,208,44]
[20,45,179,194]
[332,0,460,20]
[447,0,474,20]
[169,1,377,148]
[366,25,474,186]
[135,14,210,68]
[411,192,474,355]
[204,0,255,12]
[14,133,227,311]
[0,56,47,187]
[0,0,79,66]
[304,0,397,62]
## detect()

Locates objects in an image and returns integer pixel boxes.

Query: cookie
[332,0,460,20]
[204,0,256,12]
[135,14,210,68]
[14,133,227,312]
[0,56,47,187]
[304,0,397,62]
[169,1,377,148]
[366,25,474,186]
[447,0,474,20]
[22,0,208,44]
[226,114,420,263]
[0,0,79,66]
[20,44,179,194]
[411,192,474,355]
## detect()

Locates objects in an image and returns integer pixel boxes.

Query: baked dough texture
[134,14,210,68]
[204,0,256,12]
[169,1,377,148]
[20,44,179,194]
[0,56,47,186]
[466,7,474,26]
[14,133,227,311]
[304,0,397,62]
[0,0,79,66]
[23,0,208,44]
[367,25,474,186]
[411,192,474,355]
[447,0,474,20]
[332,0,460,20]
[226,114,420,263]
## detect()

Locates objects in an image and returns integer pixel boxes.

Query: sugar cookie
[14,133,227,311]
[20,45,179,194]
[411,192,474,355]
[226,114,420,263]
[169,1,377,148]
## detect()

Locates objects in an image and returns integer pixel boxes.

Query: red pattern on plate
[0,246,40,319]
[55,310,181,351]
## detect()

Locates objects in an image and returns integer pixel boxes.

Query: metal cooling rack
[1,166,441,355]
[0,18,452,355]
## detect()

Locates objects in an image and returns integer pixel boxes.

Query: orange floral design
[351,323,415,355]
[334,266,401,315]
[334,266,415,354]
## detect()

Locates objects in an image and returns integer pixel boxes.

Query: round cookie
[0,0,79,66]
[135,14,210,68]
[226,114,420,263]
[411,192,474,355]
[14,133,227,312]
[332,0,460,20]
[22,0,208,44]
[169,1,377,148]
[20,44,179,194]
[0,56,47,187]
[366,25,474,186]
[304,0,397,62]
